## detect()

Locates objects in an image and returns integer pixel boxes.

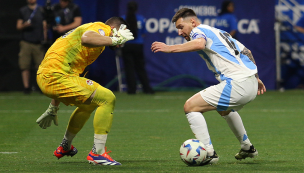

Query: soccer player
[35,17,134,166]
[151,8,266,165]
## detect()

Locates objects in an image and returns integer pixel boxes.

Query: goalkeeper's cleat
[87,148,121,166]
[235,145,258,160]
[54,145,78,159]
[200,151,219,166]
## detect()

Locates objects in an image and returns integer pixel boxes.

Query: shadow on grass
[44,159,304,173]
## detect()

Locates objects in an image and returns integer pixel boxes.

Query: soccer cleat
[200,151,219,166]
[54,145,78,159]
[235,145,258,160]
[87,148,121,166]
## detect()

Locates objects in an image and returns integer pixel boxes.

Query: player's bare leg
[21,70,31,94]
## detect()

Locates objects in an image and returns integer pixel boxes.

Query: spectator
[16,0,47,94]
[215,1,238,38]
[121,1,154,94]
[52,0,82,41]
[294,15,304,33]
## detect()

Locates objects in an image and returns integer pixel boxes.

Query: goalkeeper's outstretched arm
[36,99,60,129]
[81,24,134,48]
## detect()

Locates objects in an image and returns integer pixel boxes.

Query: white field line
[114,109,171,112]
[0,96,48,100]
[0,95,186,100]
[0,109,172,114]
[0,152,18,154]
[0,110,74,114]
[153,96,187,99]
[1,108,304,114]
[260,109,304,112]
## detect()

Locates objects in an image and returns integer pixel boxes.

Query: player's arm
[36,99,60,129]
[81,30,113,47]
[16,19,31,30]
[241,47,266,95]
[81,25,134,48]
[229,30,237,38]
[56,17,82,33]
[241,47,259,78]
[294,25,304,33]
[151,38,206,53]
[43,20,47,41]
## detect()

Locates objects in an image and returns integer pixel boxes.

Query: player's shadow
[117,159,167,163]
[227,159,286,165]
[56,159,165,164]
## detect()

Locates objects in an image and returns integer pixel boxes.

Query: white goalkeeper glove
[36,103,59,129]
[110,24,134,46]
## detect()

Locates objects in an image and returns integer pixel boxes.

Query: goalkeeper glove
[110,24,134,46]
[36,103,59,129]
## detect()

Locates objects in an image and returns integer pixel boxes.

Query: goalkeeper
[35,17,134,166]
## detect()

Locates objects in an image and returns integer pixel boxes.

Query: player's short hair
[171,8,197,23]
[105,17,129,29]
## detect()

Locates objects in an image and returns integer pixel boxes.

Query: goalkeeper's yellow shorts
[37,73,100,106]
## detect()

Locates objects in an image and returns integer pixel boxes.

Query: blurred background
[0,0,303,93]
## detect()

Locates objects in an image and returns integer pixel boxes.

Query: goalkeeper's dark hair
[126,1,138,39]
[105,17,129,29]
[171,8,197,23]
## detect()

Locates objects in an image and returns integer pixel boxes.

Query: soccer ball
[180,139,208,166]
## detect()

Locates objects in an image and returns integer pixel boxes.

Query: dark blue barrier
[37,0,276,90]
[118,0,276,90]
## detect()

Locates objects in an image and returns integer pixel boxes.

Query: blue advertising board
[37,0,276,90]
[119,0,276,90]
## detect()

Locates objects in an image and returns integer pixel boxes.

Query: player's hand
[36,108,59,129]
[23,21,32,28]
[110,24,134,46]
[151,41,171,53]
[53,25,66,33]
[257,78,266,95]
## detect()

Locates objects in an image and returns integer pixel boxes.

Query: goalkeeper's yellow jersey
[37,22,111,76]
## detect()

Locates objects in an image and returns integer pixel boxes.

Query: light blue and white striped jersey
[190,24,257,82]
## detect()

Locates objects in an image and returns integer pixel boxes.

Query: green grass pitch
[1,90,304,172]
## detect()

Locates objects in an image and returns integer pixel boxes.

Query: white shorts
[200,75,258,111]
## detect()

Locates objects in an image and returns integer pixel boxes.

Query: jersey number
[219,32,239,55]
[62,28,76,38]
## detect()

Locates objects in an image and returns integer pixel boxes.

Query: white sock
[186,112,214,156]
[61,130,76,151]
[93,134,107,154]
[222,111,251,150]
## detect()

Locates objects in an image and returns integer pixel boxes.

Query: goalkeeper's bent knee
[91,86,116,134]
[91,86,116,107]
